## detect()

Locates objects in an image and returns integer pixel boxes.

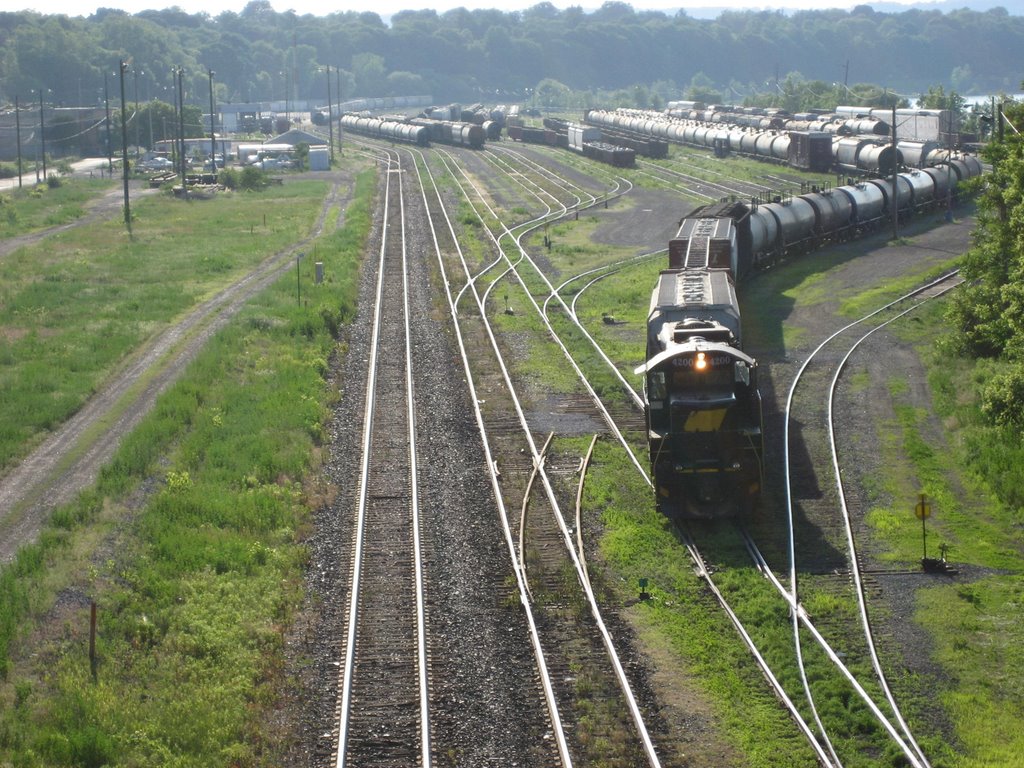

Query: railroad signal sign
[915,495,931,520]
[915,493,932,562]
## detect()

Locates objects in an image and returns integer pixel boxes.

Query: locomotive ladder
[682,217,717,269]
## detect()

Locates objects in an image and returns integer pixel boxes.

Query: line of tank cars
[583,107,982,265]
[741,157,980,266]
[339,101,982,266]
[584,107,967,175]
[339,103,506,149]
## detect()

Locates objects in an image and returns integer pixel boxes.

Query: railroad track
[420,143,667,766]
[334,148,431,767]
[775,269,967,767]
[636,156,767,200]
[562,206,966,764]
[338,134,963,765]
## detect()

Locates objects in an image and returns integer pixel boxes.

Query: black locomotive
[636,204,764,518]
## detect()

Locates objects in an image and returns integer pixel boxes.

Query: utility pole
[176,66,186,187]
[39,90,47,181]
[133,68,141,158]
[104,73,113,174]
[336,63,343,154]
[891,103,898,240]
[119,59,132,235]
[15,95,23,189]
[208,68,217,170]
[945,109,953,222]
[326,65,334,163]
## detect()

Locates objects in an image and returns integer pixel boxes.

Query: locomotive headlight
[695,351,708,371]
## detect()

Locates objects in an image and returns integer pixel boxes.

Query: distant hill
[681,1,1024,19]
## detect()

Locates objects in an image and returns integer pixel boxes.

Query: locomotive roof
[654,268,737,312]
[674,216,734,243]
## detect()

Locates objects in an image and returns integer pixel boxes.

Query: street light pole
[39,90,47,181]
[104,73,113,174]
[208,68,217,170]
[15,95,23,189]
[119,59,132,235]
[133,68,141,158]
[326,65,334,163]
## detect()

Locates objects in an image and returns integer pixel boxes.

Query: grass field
[0,178,115,237]
[0,180,326,472]
[0,168,374,765]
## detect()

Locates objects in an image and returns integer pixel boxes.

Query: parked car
[140,156,173,171]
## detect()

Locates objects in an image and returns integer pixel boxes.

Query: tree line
[1,1,1023,112]
[944,99,1024,511]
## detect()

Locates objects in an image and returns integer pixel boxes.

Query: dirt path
[0,182,161,260]
[0,170,357,563]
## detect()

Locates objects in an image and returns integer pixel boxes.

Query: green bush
[218,166,268,191]
[217,167,239,189]
[239,166,268,190]
[980,364,1024,428]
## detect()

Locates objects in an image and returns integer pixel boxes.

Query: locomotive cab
[638,335,763,518]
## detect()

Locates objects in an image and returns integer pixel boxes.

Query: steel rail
[824,275,964,768]
[678,530,837,767]
[575,434,600,589]
[520,431,555,599]
[334,149,431,768]
[439,150,649,481]
[781,270,966,768]
[430,147,664,768]
[409,147,574,767]
[398,149,433,768]
[445,142,853,765]
[334,148,395,768]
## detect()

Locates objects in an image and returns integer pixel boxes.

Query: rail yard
[0,103,1015,767]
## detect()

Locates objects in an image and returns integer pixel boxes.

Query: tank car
[857,143,903,175]
[836,181,888,230]
[339,114,430,146]
[801,187,855,242]
[899,170,937,211]
[760,197,817,255]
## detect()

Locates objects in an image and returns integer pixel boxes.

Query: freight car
[583,108,980,178]
[747,157,981,264]
[408,118,486,149]
[583,141,636,167]
[664,104,892,137]
[506,125,558,145]
[594,129,669,159]
[635,206,763,518]
[339,114,430,146]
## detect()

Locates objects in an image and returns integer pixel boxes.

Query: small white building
[308,147,330,171]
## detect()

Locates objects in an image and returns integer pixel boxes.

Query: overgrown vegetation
[0,168,375,764]
[217,165,271,191]
[585,442,822,767]
[0,178,113,237]
[943,97,1024,514]
[0,180,326,473]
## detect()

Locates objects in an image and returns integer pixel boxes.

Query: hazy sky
[16,0,901,20]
